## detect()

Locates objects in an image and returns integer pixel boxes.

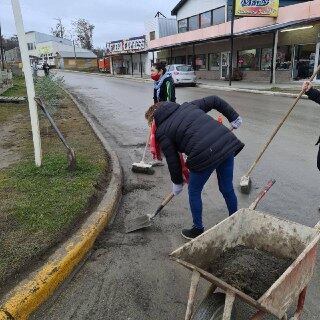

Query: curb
[197,83,308,100]
[60,69,307,99]
[0,89,123,320]
[60,69,152,84]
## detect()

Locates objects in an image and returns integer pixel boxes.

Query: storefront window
[238,49,260,70]
[209,53,220,70]
[167,57,174,65]
[195,54,206,70]
[175,56,187,64]
[188,15,199,31]
[294,44,316,79]
[149,31,155,41]
[178,19,188,33]
[212,6,226,25]
[201,11,212,28]
[276,46,292,70]
[261,48,273,70]
[188,55,195,66]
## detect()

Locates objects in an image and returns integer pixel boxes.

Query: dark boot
[181,226,204,240]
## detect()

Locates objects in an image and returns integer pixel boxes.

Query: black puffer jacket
[154,96,245,184]
[306,88,320,145]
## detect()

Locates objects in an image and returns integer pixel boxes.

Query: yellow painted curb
[0,90,122,319]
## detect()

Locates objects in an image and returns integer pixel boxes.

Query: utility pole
[0,23,5,70]
[11,0,42,166]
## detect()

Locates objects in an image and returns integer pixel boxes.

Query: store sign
[235,0,279,17]
[106,36,146,54]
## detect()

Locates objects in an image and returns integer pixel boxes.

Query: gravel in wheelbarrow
[208,245,294,300]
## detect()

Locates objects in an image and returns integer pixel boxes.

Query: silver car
[167,64,197,86]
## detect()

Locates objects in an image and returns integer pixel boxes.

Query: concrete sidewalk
[197,79,307,91]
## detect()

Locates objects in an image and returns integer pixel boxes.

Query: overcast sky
[0,0,178,47]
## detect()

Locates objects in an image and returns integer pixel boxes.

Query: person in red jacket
[302,81,320,171]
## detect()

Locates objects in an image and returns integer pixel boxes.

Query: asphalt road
[32,72,320,320]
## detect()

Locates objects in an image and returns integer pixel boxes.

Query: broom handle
[245,64,320,177]
[152,193,175,219]
[141,128,151,163]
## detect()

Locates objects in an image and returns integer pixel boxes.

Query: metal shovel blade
[125,215,152,233]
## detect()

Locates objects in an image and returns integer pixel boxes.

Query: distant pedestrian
[43,61,50,76]
[151,62,176,103]
[302,81,320,171]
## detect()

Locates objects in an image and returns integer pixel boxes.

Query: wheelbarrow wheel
[192,292,236,320]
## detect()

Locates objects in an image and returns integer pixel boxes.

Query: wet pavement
[32,72,320,319]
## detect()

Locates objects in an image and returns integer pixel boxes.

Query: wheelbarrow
[170,181,320,320]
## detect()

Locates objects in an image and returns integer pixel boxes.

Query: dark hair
[145,102,164,125]
[153,62,167,74]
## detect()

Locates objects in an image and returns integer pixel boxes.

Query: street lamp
[11,0,42,166]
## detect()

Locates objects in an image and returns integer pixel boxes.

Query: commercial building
[148,0,320,83]
[106,36,148,76]
[5,31,97,70]
[106,14,177,76]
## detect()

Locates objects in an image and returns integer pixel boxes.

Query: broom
[131,129,155,175]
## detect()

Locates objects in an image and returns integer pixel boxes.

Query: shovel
[125,193,174,233]
[240,64,320,194]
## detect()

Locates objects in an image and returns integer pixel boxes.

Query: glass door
[221,52,230,79]
[293,44,317,80]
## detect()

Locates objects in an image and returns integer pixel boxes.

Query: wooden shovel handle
[152,193,175,219]
[245,64,320,177]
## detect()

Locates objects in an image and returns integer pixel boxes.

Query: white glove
[231,116,242,129]
[172,183,183,196]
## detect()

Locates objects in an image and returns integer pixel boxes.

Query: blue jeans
[188,156,237,230]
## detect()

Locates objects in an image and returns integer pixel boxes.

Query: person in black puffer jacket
[148,96,244,239]
[302,81,320,171]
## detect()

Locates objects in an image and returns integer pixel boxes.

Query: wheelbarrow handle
[248,179,276,210]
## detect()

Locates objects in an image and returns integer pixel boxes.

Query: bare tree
[1,35,19,51]
[51,18,66,38]
[93,47,105,58]
[72,19,95,50]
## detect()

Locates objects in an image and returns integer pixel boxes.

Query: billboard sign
[106,36,146,54]
[235,0,279,17]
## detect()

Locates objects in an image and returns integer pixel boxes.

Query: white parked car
[167,64,197,86]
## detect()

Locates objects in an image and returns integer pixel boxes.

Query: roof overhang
[148,17,320,51]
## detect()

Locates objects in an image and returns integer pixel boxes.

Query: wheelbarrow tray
[170,208,320,319]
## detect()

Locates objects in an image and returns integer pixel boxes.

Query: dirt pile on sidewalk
[209,245,294,300]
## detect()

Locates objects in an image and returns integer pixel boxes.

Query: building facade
[106,36,148,76]
[105,15,179,76]
[5,31,97,69]
[148,0,320,83]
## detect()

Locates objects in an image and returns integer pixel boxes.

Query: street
[33,71,320,320]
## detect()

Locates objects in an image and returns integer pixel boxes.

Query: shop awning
[236,17,320,36]
[148,17,320,51]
